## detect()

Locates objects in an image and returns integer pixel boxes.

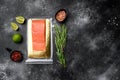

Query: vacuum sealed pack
[26,18,53,64]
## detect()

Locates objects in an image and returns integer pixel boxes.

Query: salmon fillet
[32,20,46,51]
[27,19,50,58]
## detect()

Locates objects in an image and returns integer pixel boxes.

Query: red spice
[56,10,67,22]
[11,51,23,62]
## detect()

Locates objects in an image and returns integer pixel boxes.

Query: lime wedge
[11,22,19,31]
[16,16,25,24]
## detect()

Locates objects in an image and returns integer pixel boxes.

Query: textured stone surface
[0,0,120,80]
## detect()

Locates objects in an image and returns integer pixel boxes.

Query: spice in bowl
[10,51,23,62]
[55,9,67,22]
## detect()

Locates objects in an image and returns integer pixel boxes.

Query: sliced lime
[11,22,19,31]
[16,16,25,24]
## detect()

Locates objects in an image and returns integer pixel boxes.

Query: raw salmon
[32,20,46,51]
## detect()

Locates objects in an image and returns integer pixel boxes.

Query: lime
[16,16,25,24]
[11,22,19,31]
[12,33,23,43]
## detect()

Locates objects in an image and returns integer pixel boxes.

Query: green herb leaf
[55,24,67,67]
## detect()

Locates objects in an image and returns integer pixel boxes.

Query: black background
[0,0,120,80]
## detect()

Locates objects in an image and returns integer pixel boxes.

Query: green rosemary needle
[54,24,67,67]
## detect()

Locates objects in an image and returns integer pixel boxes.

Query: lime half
[12,33,23,43]
[11,22,19,31]
[16,16,25,24]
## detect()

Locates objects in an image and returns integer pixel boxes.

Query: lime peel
[12,33,23,43]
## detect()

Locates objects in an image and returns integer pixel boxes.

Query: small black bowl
[55,9,67,22]
[6,48,23,62]
[10,50,23,62]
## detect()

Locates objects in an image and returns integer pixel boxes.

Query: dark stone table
[0,0,120,80]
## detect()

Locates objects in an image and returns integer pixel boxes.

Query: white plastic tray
[26,18,53,64]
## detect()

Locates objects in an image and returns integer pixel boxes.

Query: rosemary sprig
[54,24,67,67]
